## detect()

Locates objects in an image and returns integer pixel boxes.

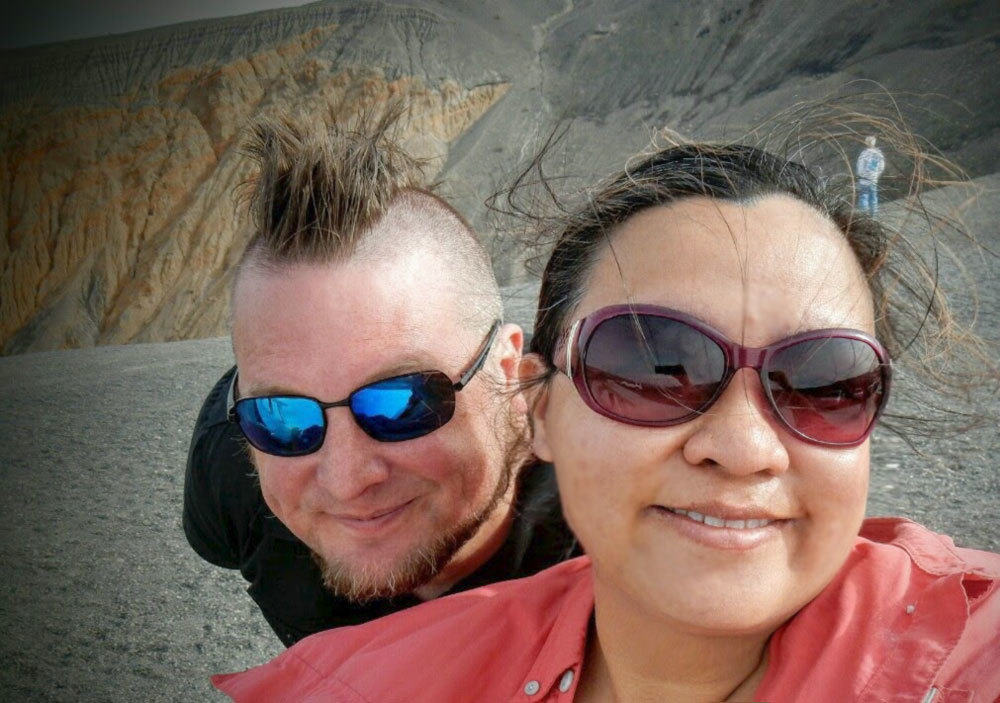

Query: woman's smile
[648,504,792,551]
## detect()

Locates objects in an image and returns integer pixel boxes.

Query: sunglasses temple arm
[226,370,239,421]
[454,320,502,390]
[562,319,582,378]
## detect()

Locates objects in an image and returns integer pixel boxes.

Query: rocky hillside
[2,0,998,354]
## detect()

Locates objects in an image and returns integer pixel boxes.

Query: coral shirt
[214,518,1000,702]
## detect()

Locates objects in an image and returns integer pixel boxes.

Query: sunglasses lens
[351,372,456,442]
[235,396,325,456]
[583,315,727,422]
[766,337,886,444]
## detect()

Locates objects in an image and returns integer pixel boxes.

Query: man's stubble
[311,453,515,603]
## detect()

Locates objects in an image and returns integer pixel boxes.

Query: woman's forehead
[579,195,875,340]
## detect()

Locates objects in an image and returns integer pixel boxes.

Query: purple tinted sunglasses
[557,304,892,447]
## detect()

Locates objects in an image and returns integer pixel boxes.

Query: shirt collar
[860,517,1000,580]
[518,557,594,699]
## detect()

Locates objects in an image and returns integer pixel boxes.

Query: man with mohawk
[183,110,576,646]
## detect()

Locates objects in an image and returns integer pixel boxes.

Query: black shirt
[183,366,578,646]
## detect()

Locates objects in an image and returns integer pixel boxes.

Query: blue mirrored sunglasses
[228,320,501,456]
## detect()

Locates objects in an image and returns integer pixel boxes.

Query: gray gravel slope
[0,339,278,702]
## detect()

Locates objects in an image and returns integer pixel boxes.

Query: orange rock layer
[0,25,508,353]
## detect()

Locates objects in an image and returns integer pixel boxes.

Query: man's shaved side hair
[234,108,502,327]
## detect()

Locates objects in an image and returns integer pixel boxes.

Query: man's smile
[328,498,419,535]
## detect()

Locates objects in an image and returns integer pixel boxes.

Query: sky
[1,0,316,50]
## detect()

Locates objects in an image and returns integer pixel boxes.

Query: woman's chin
[597,561,813,638]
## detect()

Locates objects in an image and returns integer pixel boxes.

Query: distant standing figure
[856,135,885,215]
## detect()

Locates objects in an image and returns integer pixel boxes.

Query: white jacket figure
[856,136,885,215]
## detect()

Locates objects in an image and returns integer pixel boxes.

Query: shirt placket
[859,572,968,702]
[515,664,581,702]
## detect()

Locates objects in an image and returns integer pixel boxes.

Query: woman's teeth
[667,507,773,529]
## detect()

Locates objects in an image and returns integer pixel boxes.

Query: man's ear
[517,353,554,462]
[494,323,527,413]
[496,323,523,382]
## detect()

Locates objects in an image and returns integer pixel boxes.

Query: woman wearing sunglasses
[216,138,1000,702]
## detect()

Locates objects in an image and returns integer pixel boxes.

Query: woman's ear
[518,353,554,462]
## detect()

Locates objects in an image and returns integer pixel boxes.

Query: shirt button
[559,669,575,692]
[524,680,540,696]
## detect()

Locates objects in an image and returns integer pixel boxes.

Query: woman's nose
[681,368,791,476]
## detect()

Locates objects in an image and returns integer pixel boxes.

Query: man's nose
[681,368,791,475]
[313,408,392,501]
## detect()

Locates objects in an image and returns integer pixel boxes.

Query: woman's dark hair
[496,108,998,442]
[530,143,878,364]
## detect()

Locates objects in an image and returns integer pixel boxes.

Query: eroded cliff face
[3,0,998,354]
[0,24,507,353]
